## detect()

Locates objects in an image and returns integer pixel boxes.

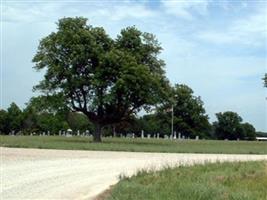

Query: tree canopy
[213,111,256,140]
[213,111,244,140]
[156,84,211,138]
[33,17,169,142]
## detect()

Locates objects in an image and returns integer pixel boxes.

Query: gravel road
[1,147,266,200]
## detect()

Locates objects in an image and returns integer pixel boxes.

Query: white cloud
[161,0,210,19]
[197,7,267,46]
[2,2,156,23]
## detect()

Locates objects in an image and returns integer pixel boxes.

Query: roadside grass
[106,161,267,200]
[1,136,267,154]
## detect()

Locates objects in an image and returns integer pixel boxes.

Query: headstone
[141,130,144,139]
[59,130,61,136]
[67,129,72,137]
[120,133,123,138]
[42,132,45,136]
[182,135,185,139]
[30,133,33,136]
[178,132,181,140]
[195,135,199,140]
[170,134,173,140]
[77,130,80,136]
[132,133,135,138]
[164,135,168,139]
[47,131,50,136]
[157,133,160,139]
[153,134,156,138]
[173,131,177,139]
[147,134,151,139]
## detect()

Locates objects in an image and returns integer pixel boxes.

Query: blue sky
[1,0,267,131]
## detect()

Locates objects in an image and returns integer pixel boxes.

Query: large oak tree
[33,17,169,142]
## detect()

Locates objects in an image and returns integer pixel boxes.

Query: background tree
[22,105,38,134]
[157,84,211,138]
[213,111,244,140]
[25,95,70,134]
[67,112,94,133]
[241,122,256,140]
[33,17,169,142]
[6,102,23,134]
[0,109,8,134]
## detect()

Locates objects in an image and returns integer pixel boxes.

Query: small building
[256,137,267,141]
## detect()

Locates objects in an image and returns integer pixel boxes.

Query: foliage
[256,131,267,137]
[157,84,211,138]
[6,103,23,133]
[213,111,243,140]
[242,122,256,140]
[67,112,94,132]
[25,96,70,134]
[213,111,256,140]
[32,17,169,142]
[0,109,8,134]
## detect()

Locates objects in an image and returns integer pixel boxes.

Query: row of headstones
[9,129,198,140]
[57,130,92,137]
[121,130,199,140]
[24,130,92,137]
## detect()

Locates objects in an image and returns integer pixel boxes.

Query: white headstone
[195,135,199,140]
[178,132,181,139]
[157,133,160,139]
[174,131,177,139]
[147,134,151,139]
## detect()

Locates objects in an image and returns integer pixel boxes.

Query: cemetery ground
[104,161,267,200]
[1,135,267,154]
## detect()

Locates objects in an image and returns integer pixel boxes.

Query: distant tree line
[0,84,256,140]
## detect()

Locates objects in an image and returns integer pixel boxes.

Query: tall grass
[106,161,267,200]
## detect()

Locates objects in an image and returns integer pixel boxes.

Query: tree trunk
[93,124,102,142]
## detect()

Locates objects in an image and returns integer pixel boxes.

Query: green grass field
[105,161,267,200]
[1,136,266,154]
